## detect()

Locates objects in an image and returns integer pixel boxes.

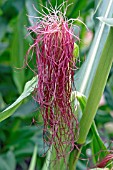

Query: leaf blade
[0,76,37,122]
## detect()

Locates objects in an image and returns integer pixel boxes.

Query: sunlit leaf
[75,0,113,96]
[0,76,37,122]
[97,17,113,26]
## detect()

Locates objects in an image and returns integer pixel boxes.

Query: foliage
[0,0,113,170]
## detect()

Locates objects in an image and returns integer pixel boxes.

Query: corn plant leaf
[75,0,113,96]
[97,17,113,26]
[69,1,113,168]
[91,123,108,164]
[1,1,113,170]
[0,151,16,170]
[11,9,28,94]
[0,76,37,122]
[2,0,112,125]
[77,26,113,142]
[42,147,52,170]
[25,0,43,26]
[28,145,38,170]
[0,17,7,41]
[76,93,108,163]
[76,25,113,170]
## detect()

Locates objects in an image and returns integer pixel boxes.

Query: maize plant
[0,0,113,170]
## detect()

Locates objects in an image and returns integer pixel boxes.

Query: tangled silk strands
[27,5,79,159]
[96,154,113,168]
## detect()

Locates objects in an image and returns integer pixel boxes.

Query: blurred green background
[0,0,113,169]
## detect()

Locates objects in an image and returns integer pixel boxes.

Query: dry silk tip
[26,2,80,159]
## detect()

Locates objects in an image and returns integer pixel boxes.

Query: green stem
[68,27,113,169]
[69,92,107,169]
[77,27,113,144]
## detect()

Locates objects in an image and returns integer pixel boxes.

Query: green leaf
[76,91,87,111]
[0,158,9,170]
[69,92,107,168]
[0,103,22,123]
[97,17,113,26]
[105,74,113,110]
[0,42,8,55]
[10,8,28,93]
[73,43,79,59]
[0,17,7,41]
[67,0,91,18]
[0,151,16,170]
[28,145,38,170]
[4,151,16,170]
[91,123,108,163]
[0,76,37,122]
[6,126,43,157]
[25,0,43,25]
[13,98,39,119]
[77,27,113,144]
[75,0,113,96]
[42,147,52,170]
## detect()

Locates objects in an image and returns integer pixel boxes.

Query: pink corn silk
[96,154,113,168]
[28,16,78,158]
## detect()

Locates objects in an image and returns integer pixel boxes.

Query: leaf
[10,8,28,93]
[0,17,7,41]
[95,109,112,124]
[42,147,52,170]
[0,158,9,170]
[77,27,113,143]
[4,151,16,170]
[76,91,87,112]
[28,145,38,170]
[0,93,6,110]
[14,141,36,157]
[75,0,113,96]
[73,43,79,59]
[91,123,108,163]
[67,0,92,18]
[105,74,113,110]
[7,126,40,146]
[97,17,113,26]
[25,0,42,26]
[72,92,108,165]
[0,151,16,170]
[13,98,39,119]
[0,76,38,122]
[5,126,44,158]
[0,42,8,55]
[0,103,22,123]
